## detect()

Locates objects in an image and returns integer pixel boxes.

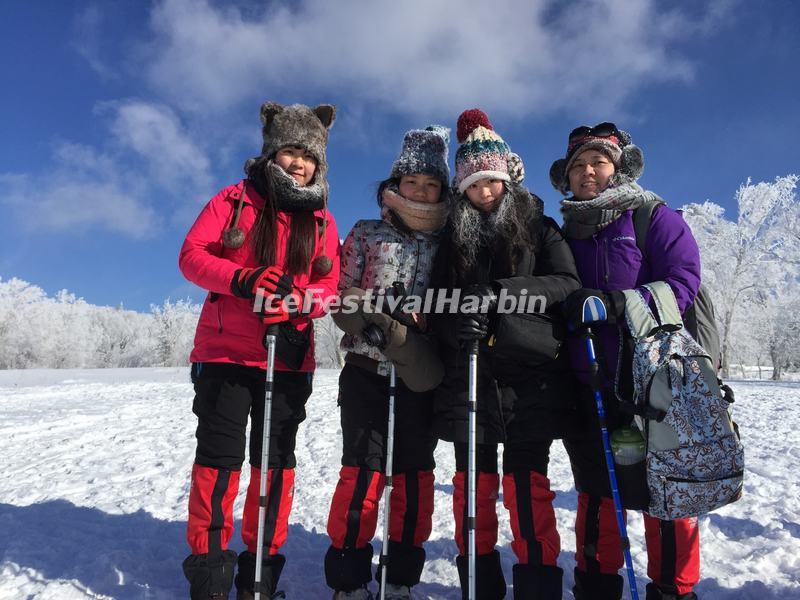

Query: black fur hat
[549,125,644,195]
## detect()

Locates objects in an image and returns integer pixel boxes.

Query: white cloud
[143,0,729,118]
[0,99,217,239]
[102,100,213,195]
[72,5,118,81]
[0,143,160,239]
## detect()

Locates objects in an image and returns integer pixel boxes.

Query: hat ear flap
[260,102,284,132]
[549,159,568,193]
[508,152,525,184]
[620,144,644,180]
[313,104,336,129]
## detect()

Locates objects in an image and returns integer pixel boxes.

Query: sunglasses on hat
[567,122,621,151]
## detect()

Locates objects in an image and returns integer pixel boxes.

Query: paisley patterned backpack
[623,281,744,519]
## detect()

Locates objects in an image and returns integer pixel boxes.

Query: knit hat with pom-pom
[454,109,525,194]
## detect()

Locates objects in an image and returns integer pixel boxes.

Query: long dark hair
[249,159,318,275]
[376,176,400,206]
[448,182,541,284]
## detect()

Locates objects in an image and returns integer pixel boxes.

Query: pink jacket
[179,180,340,372]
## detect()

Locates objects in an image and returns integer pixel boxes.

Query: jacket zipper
[217,300,224,333]
[603,237,610,284]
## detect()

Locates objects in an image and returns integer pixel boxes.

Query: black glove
[457,312,490,345]
[463,283,498,313]
[562,288,626,330]
[456,283,498,348]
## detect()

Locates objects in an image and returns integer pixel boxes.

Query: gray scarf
[560,176,662,239]
[266,161,327,212]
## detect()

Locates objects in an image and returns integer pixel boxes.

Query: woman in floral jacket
[324,125,450,600]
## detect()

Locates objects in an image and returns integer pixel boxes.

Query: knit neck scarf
[247,158,326,213]
[560,177,662,239]
[380,187,448,233]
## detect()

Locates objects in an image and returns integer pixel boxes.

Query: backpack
[633,201,722,369]
[623,281,744,519]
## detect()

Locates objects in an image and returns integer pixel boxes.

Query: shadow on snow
[0,501,795,599]
[0,500,463,599]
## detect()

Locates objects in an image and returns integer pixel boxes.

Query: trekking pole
[467,340,478,600]
[378,364,397,600]
[254,323,279,600]
[580,296,640,600]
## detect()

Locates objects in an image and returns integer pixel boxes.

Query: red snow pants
[186,362,312,558]
[564,434,701,595]
[452,440,560,566]
[325,363,437,591]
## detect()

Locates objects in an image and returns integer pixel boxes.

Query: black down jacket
[429,197,581,445]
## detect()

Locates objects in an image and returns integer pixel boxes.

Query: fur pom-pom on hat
[454,108,524,193]
[457,109,493,143]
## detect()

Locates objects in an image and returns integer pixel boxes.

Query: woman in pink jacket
[178,102,340,599]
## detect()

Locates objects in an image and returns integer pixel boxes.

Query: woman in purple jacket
[550,123,702,600]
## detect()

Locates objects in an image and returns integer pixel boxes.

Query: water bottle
[610,426,646,466]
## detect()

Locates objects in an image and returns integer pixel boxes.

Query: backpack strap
[642,281,683,329]
[632,199,665,257]
[622,288,660,339]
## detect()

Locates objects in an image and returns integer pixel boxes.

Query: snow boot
[456,549,507,600]
[573,568,623,600]
[332,586,374,599]
[378,583,411,599]
[183,550,237,599]
[325,545,375,591]
[645,583,698,600]
[511,564,562,599]
[234,551,285,600]
[573,567,623,600]
[374,541,426,589]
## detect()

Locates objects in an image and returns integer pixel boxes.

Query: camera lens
[362,324,387,349]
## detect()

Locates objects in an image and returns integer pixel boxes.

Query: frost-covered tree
[0,278,48,368]
[683,175,800,378]
[0,277,201,369]
[150,299,201,367]
[314,312,344,368]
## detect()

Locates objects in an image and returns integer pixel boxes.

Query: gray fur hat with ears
[549,126,644,196]
[257,102,336,179]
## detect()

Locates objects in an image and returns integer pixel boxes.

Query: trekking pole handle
[581,295,608,325]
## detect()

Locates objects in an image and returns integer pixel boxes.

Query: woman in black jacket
[430,109,580,600]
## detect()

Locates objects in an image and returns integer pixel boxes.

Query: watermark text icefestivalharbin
[253,287,548,315]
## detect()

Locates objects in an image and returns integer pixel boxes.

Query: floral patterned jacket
[338,213,440,373]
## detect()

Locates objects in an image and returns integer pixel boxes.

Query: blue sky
[1,0,798,312]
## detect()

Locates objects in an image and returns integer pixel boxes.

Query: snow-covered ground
[0,368,797,599]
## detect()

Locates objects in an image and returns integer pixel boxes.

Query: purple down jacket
[565,204,701,390]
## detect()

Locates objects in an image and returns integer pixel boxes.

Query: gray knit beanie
[390,125,451,185]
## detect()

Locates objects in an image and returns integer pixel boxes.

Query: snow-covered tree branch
[682,174,800,378]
